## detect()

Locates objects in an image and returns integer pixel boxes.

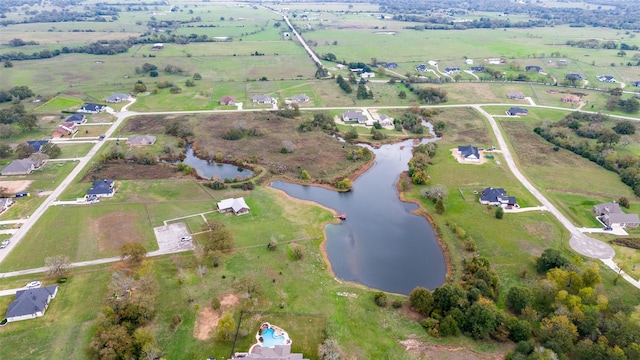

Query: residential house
[78,103,106,114]
[336,64,347,70]
[217,197,250,216]
[378,114,393,126]
[65,114,86,125]
[26,140,49,152]
[86,179,115,199]
[486,57,505,65]
[479,187,517,207]
[594,202,640,228]
[151,43,164,50]
[507,91,526,100]
[415,64,428,72]
[342,111,367,124]
[469,66,484,72]
[562,95,581,104]
[106,93,132,103]
[444,67,460,74]
[1,158,42,176]
[6,285,58,323]
[290,94,310,103]
[597,75,616,83]
[349,68,363,73]
[236,345,308,359]
[360,72,376,78]
[220,96,236,106]
[565,73,583,81]
[465,59,474,65]
[507,107,528,116]
[0,198,14,213]
[457,145,480,162]
[428,61,438,66]
[385,62,398,69]
[525,65,542,73]
[52,122,78,138]
[251,95,276,104]
[126,135,156,146]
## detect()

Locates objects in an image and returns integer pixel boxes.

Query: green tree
[184,79,195,87]
[495,207,504,219]
[409,287,433,316]
[336,178,352,190]
[133,82,147,93]
[439,315,459,336]
[536,248,570,273]
[120,242,147,262]
[345,127,358,140]
[89,324,135,360]
[193,72,202,80]
[0,144,11,158]
[15,142,34,158]
[18,114,37,131]
[622,97,640,113]
[40,143,61,158]
[506,286,533,314]
[300,169,310,180]
[435,198,445,214]
[464,301,498,340]
[540,315,579,355]
[617,197,630,209]
[432,283,466,314]
[374,292,388,307]
[216,313,236,341]
[201,220,234,251]
[612,120,636,135]
[398,90,407,99]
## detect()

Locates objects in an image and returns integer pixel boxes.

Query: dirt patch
[82,162,190,182]
[0,180,32,194]
[40,115,58,121]
[220,293,240,307]
[91,212,146,252]
[194,307,220,340]
[399,338,511,360]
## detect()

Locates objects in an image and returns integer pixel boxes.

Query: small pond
[180,146,254,180]
[271,138,446,294]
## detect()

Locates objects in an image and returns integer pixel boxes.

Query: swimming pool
[261,328,286,347]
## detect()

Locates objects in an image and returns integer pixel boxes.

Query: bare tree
[196,264,207,279]
[45,255,70,278]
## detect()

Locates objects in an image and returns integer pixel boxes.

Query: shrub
[374,292,388,307]
[170,314,183,331]
[392,300,403,309]
[495,207,504,219]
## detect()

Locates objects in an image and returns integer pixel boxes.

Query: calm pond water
[181,146,254,180]
[271,138,446,294]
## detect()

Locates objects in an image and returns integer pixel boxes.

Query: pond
[180,146,253,180]
[271,138,446,295]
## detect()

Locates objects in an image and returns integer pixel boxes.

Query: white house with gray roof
[106,93,132,103]
[1,158,42,176]
[594,202,640,228]
[251,95,276,104]
[6,285,58,323]
[342,111,367,124]
[217,197,250,216]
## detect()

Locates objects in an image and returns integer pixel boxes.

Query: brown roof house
[220,96,236,106]
[52,122,78,138]
[594,202,640,228]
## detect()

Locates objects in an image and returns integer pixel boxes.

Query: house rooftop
[6,285,58,319]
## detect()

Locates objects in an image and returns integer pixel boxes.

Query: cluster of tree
[298,112,337,132]
[414,87,448,104]
[605,89,640,113]
[396,112,427,134]
[135,62,158,76]
[346,147,372,162]
[407,143,434,185]
[200,220,234,252]
[88,268,160,360]
[221,121,264,141]
[0,103,38,132]
[356,84,374,100]
[336,75,353,94]
[0,86,34,103]
[534,113,640,195]
[6,38,39,47]
[566,39,619,50]
[277,103,301,118]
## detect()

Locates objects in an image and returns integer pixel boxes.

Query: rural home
[78,103,106,114]
[65,114,86,125]
[1,158,43,176]
[151,43,164,50]
[562,95,581,104]
[465,59,474,65]
[106,93,132,103]
[457,145,480,162]
[486,57,505,65]
[26,140,49,152]
[0,198,14,213]
[126,135,156,147]
[6,285,58,323]
[479,187,518,207]
[415,64,428,72]
[251,95,276,104]
[444,67,460,74]
[336,64,347,70]
[385,62,398,69]
[52,122,78,138]
[469,66,484,72]
[594,202,640,228]
[378,114,393,126]
[597,75,616,83]
[217,197,250,216]
[220,96,236,106]
[86,179,115,199]
[342,111,367,124]
[360,72,375,78]
[507,107,528,116]
[507,91,525,100]
[290,94,310,103]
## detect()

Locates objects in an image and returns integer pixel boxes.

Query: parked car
[98,134,106,141]
[26,281,42,289]
[603,226,613,231]
[0,240,9,249]
[180,236,192,242]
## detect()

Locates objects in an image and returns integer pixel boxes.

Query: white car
[26,281,42,289]
[0,240,9,249]
[180,236,192,242]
